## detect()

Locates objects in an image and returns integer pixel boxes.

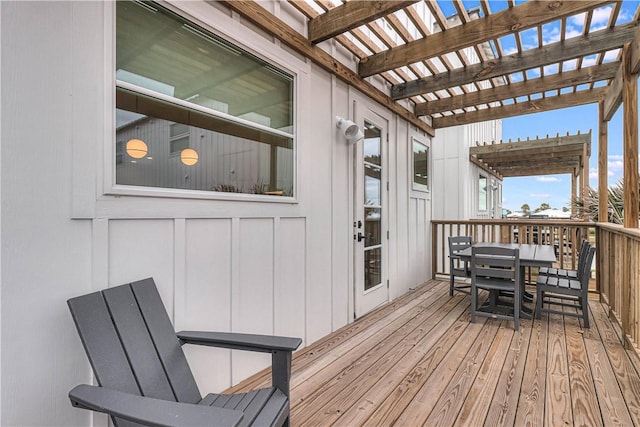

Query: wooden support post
[598,101,609,222]
[622,44,639,228]
[582,143,589,220]
[571,170,577,217]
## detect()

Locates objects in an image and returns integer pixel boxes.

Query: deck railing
[597,223,640,356]
[432,219,640,361]
[431,219,596,289]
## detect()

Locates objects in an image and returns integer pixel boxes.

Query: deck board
[227,280,640,426]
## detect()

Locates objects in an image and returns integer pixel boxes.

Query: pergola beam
[622,44,639,228]
[470,134,590,154]
[499,167,576,177]
[487,158,581,168]
[415,63,619,115]
[598,101,609,222]
[308,1,417,43]
[359,0,611,77]
[393,22,638,100]
[433,88,607,128]
[603,25,640,120]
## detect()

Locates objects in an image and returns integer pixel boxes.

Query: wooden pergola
[221,0,640,227]
[469,131,592,216]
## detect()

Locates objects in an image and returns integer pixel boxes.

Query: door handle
[355,232,365,242]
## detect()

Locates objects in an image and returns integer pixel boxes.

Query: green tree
[521,203,530,216]
[534,202,551,213]
[571,179,640,224]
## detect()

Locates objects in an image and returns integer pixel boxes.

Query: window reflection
[364,248,382,291]
[479,174,487,210]
[413,140,428,190]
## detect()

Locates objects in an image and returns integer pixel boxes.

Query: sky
[433,0,638,213]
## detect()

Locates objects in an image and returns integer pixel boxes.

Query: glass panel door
[354,118,388,318]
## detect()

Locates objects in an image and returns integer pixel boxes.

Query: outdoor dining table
[457,242,557,319]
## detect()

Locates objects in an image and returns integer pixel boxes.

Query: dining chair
[448,236,472,296]
[536,243,595,328]
[470,246,521,331]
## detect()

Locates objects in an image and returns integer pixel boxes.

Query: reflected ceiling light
[126,139,148,159]
[336,116,364,143]
[181,148,199,166]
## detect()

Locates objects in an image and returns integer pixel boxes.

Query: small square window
[412,139,429,191]
[169,123,190,155]
[479,174,487,211]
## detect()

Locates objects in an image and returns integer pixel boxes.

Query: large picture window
[115,1,294,196]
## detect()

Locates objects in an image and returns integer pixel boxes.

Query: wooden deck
[228,280,640,426]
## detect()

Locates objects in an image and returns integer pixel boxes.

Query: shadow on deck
[229,279,640,426]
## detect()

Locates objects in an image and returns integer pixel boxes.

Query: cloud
[536,176,561,182]
[589,6,613,31]
[603,49,621,62]
[530,193,550,198]
[542,26,561,44]
[568,12,586,28]
[565,28,583,40]
[608,157,624,174]
[563,59,578,72]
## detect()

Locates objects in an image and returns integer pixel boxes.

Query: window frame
[411,137,429,193]
[478,173,488,212]
[105,1,299,203]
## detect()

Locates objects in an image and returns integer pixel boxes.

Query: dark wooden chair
[67,278,302,427]
[470,246,521,331]
[448,236,473,296]
[536,243,595,328]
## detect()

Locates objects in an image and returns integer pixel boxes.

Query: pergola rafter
[415,62,619,116]
[392,22,638,102]
[358,1,610,77]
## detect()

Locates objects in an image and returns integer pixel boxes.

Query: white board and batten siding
[1,1,438,426]
[432,121,503,220]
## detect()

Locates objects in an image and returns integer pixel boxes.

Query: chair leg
[513,285,519,331]
[582,295,590,328]
[470,285,477,324]
[449,275,454,296]
[535,289,543,319]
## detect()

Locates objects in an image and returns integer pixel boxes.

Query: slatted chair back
[578,244,596,290]
[471,246,520,283]
[68,278,202,425]
[536,244,595,328]
[448,236,472,295]
[470,246,521,330]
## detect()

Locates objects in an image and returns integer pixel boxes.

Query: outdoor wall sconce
[336,116,364,143]
[126,138,148,159]
[181,148,199,166]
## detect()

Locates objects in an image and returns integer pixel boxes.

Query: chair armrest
[177,331,301,353]
[69,384,243,427]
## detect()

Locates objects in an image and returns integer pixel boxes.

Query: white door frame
[352,101,390,319]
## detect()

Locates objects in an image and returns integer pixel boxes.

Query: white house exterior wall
[1,2,435,425]
[432,120,502,220]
